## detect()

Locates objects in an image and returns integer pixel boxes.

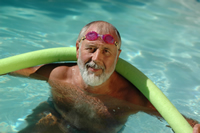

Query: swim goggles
[80,31,119,50]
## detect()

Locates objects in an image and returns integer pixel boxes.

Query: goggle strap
[81,36,86,41]
[114,41,120,50]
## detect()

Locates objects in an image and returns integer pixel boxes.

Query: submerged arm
[183,115,199,128]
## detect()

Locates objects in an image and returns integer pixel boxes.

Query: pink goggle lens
[85,31,115,45]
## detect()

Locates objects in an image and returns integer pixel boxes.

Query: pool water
[0,0,200,132]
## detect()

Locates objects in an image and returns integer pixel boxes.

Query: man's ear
[117,49,122,61]
[76,41,80,59]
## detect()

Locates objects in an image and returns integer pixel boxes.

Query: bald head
[77,21,121,49]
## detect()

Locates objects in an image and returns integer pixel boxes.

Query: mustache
[85,61,105,70]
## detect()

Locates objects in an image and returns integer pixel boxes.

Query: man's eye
[104,49,111,55]
[104,49,109,53]
[87,47,95,52]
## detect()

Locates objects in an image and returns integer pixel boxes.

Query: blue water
[0,0,200,132]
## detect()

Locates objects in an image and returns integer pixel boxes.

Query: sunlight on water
[0,0,200,132]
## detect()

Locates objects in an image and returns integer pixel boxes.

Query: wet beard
[77,60,113,86]
[77,55,115,87]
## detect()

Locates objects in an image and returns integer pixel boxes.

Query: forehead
[85,23,118,39]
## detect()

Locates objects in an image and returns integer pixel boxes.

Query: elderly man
[8,21,200,133]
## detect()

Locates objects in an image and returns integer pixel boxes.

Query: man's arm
[9,66,42,77]
[6,63,76,80]
[141,100,199,131]
[184,116,199,128]
[7,64,57,80]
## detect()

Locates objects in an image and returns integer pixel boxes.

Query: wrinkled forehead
[85,23,117,36]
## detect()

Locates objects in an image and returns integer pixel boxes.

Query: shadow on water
[0,0,155,18]
[83,0,152,13]
[0,0,87,18]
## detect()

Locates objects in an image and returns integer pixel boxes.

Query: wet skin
[11,59,159,133]
[18,67,161,133]
[8,22,199,132]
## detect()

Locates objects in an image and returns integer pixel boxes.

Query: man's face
[77,24,121,86]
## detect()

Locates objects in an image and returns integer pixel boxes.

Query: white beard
[77,48,116,87]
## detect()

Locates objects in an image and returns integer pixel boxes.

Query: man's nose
[92,49,103,62]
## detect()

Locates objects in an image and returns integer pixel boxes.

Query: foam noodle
[0,47,193,133]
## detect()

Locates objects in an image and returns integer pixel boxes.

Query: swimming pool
[0,0,200,132]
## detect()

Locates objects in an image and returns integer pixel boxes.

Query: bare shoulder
[34,63,77,81]
[113,71,154,108]
[113,71,137,90]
